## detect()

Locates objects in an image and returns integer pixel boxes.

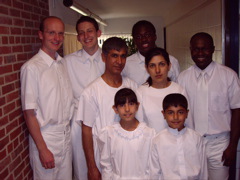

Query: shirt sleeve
[149,141,163,180]
[228,72,240,109]
[97,128,113,179]
[169,55,180,82]
[76,90,97,127]
[20,64,38,110]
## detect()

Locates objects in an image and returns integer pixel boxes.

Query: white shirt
[150,127,208,180]
[137,82,193,133]
[97,122,155,180]
[20,49,74,128]
[122,51,180,85]
[76,77,138,168]
[178,61,240,135]
[63,48,105,110]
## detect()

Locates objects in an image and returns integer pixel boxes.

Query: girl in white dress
[97,88,155,180]
[137,47,193,133]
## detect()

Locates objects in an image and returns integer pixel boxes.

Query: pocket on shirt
[210,92,229,112]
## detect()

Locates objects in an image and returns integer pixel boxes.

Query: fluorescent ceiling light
[63,0,107,26]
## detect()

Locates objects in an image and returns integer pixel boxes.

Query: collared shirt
[178,61,240,135]
[21,49,74,128]
[150,127,208,180]
[63,48,105,109]
[122,51,180,85]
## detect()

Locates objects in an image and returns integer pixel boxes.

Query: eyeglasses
[44,31,64,37]
[134,33,154,40]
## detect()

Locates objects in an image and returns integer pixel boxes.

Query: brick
[31,14,39,21]
[15,172,23,180]
[0,149,7,162]
[9,109,21,123]
[0,128,5,137]
[0,96,6,106]
[24,45,32,52]
[12,45,23,53]
[24,4,33,12]
[2,83,15,95]
[6,91,19,103]
[9,36,14,43]
[3,102,16,116]
[9,156,21,171]
[13,138,19,149]
[22,28,31,35]
[0,0,12,6]
[33,7,41,14]
[0,16,12,25]
[13,62,24,71]
[0,46,12,54]
[9,8,21,17]
[0,26,9,34]
[21,146,29,160]
[0,64,13,75]
[13,18,24,26]
[42,9,48,16]
[21,12,31,20]
[6,120,18,133]
[0,116,8,126]
[12,0,23,9]
[2,36,8,44]
[15,36,21,44]
[4,55,16,64]
[11,27,21,35]
[25,20,33,28]
[10,126,21,140]
[0,108,2,117]
[0,136,9,149]
[17,53,27,61]
[7,143,13,154]
[5,73,18,84]
[0,168,9,180]
[0,5,8,15]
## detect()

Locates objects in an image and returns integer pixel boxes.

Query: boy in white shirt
[150,93,208,180]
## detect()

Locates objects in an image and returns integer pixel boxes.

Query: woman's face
[146,55,170,86]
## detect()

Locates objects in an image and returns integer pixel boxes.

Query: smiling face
[77,21,101,54]
[146,55,171,87]
[113,100,139,122]
[162,105,188,131]
[190,35,215,70]
[133,25,157,57]
[102,49,127,76]
[38,17,64,59]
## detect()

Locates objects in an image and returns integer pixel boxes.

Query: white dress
[137,82,193,133]
[97,122,155,180]
[150,127,208,180]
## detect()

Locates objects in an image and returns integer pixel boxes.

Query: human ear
[97,30,102,37]
[112,105,119,114]
[161,110,166,119]
[38,31,43,40]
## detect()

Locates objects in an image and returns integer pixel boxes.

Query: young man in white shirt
[77,37,138,180]
[63,16,105,180]
[178,32,240,180]
[21,16,74,180]
[122,20,180,85]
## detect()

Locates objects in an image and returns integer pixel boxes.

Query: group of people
[20,15,240,180]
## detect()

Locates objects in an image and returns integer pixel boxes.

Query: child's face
[113,100,139,122]
[162,105,188,131]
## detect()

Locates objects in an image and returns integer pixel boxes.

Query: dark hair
[76,16,99,33]
[102,37,128,55]
[190,32,214,47]
[39,16,62,32]
[145,47,170,86]
[162,93,188,111]
[114,88,138,107]
[132,20,156,37]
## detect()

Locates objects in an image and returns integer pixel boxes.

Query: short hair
[76,16,99,33]
[132,20,156,37]
[39,16,63,32]
[162,93,188,111]
[190,32,214,47]
[145,47,170,86]
[102,37,128,55]
[114,88,138,107]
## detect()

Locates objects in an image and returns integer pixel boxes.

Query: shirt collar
[39,49,62,67]
[137,51,145,64]
[194,61,215,78]
[167,126,186,136]
[81,47,102,63]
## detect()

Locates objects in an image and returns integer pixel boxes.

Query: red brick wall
[0,0,49,179]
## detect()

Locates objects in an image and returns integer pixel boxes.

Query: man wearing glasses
[21,16,74,180]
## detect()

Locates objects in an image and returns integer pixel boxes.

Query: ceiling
[74,0,181,19]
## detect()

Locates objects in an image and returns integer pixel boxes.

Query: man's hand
[222,144,237,167]
[39,148,55,169]
[88,167,101,180]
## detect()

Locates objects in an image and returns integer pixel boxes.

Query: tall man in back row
[178,32,240,179]
[123,20,180,85]
[21,16,74,179]
[64,16,105,180]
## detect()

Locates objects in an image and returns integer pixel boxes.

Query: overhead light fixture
[63,0,107,26]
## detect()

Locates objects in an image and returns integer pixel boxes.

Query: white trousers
[203,132,230,180]
[29,123,72,180]
[71,121,88,180]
